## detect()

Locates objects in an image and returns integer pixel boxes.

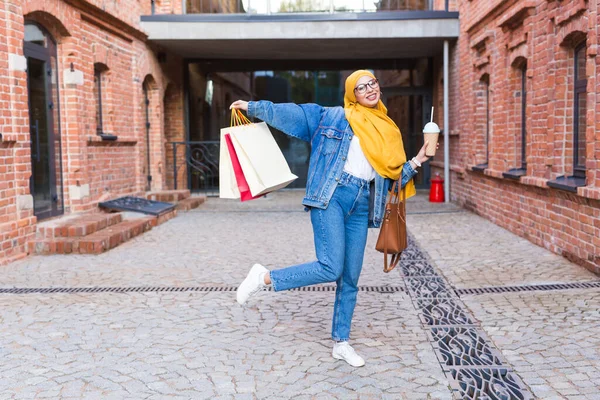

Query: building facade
[1,0,599,274]
[434,0,600,274]
[0,0,185,264]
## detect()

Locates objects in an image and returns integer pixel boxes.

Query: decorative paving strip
[401,261,438,277]
[455,280,600,296]
[405,277,455,299]
[415,298,477,327]
[399,247,429,261]
[448,368,533,400]
[428,327,504,368]
[0,285,403,295]
[399,236,535,399]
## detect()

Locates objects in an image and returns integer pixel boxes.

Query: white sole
[332,353,365,367]
[236,264,265,305]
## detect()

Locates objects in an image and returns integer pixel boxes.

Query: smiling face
[354,75,380,108]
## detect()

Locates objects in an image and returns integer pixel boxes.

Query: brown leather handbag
[375,181,407,273]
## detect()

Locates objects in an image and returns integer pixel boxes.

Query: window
[520,66,527,169]
[24,24,48,47]
[485,78,490,164]
[547,42,587,192]
[93,63,108,135]
[504,64,527,179]
[473,75,490,171]
[573,43,586,177]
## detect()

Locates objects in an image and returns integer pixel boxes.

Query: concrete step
[175,196,206,212]
[36,213,123,239]
[77,217,155,254]
[146,190,190,203]
[28,216,155,255]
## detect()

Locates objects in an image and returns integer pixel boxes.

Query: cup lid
[423,122,440,134]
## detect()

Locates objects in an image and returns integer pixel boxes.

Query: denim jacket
[247,101,417,228]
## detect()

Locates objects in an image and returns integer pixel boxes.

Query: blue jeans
[270,172,370,341]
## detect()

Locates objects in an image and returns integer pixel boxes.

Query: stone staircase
[146,190,206,212]
[28,190,205,255]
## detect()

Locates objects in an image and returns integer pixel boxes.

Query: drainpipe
[443,40,450,203]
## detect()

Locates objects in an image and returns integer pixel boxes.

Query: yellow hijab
[344,70,416,198]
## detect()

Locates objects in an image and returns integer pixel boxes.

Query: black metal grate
[400,234,535,399]
[0,285,403,295]
[406,277,454,299]
[456,281,600,296]
[400,247,428,261]
[401,261,437,277]
[449,368,534,400]
[416,298,476,326]
[429,327,504,368]
[99,196,176,216]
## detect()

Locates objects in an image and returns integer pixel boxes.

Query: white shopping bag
[222,122,297,198]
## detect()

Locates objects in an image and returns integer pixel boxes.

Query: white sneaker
[236,264,269,305]
[332,342,365,367]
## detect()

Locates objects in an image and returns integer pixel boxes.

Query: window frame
[94,65,104,135]
[520,65,527,170]
[573,43,587,178]
[485,79,490,164]
[472,75,490,172]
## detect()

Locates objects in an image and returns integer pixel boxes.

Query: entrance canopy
[140,12,459,60]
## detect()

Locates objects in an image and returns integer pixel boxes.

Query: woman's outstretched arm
[230,100,325,143]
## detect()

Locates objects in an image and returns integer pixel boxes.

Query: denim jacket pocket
[319,128,344,155]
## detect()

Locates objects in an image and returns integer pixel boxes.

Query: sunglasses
[354,79,379,95]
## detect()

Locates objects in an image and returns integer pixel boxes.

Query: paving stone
[0,192,597,398]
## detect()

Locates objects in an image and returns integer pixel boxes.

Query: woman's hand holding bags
[219,109,298,201]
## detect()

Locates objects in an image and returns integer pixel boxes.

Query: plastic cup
[423,122,440,157]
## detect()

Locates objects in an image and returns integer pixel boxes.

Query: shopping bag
[219,110,247,199]
[228,128,297,196]
[219,128,241,199]
[220,110,297,198]
[224,134,262,202]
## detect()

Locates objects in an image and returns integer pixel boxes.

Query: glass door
[24,23,63,219]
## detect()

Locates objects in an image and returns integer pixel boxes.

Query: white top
[343,136,377,181]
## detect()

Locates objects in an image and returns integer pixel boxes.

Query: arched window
[24,24,48,46]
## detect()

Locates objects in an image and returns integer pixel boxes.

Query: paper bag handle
[230,109,252,127]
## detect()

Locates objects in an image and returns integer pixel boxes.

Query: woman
[231,70,432,367]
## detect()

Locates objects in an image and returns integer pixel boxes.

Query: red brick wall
[437,0,600,274]
[1,0,186,264]
[164,83,186,190]
[0,0,37,265]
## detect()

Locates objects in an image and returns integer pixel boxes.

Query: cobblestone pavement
[0,190,599,399]
[407,193,600,399]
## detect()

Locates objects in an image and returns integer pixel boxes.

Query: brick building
[1,0,599,274]
[0,0,187,264]
[434,0,600,274]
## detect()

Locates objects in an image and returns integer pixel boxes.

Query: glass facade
[185,0,435,14]
[187,61,433,191]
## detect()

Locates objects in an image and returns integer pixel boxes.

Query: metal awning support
[443,40,450,203]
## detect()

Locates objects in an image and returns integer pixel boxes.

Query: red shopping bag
[224,133,263,202]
